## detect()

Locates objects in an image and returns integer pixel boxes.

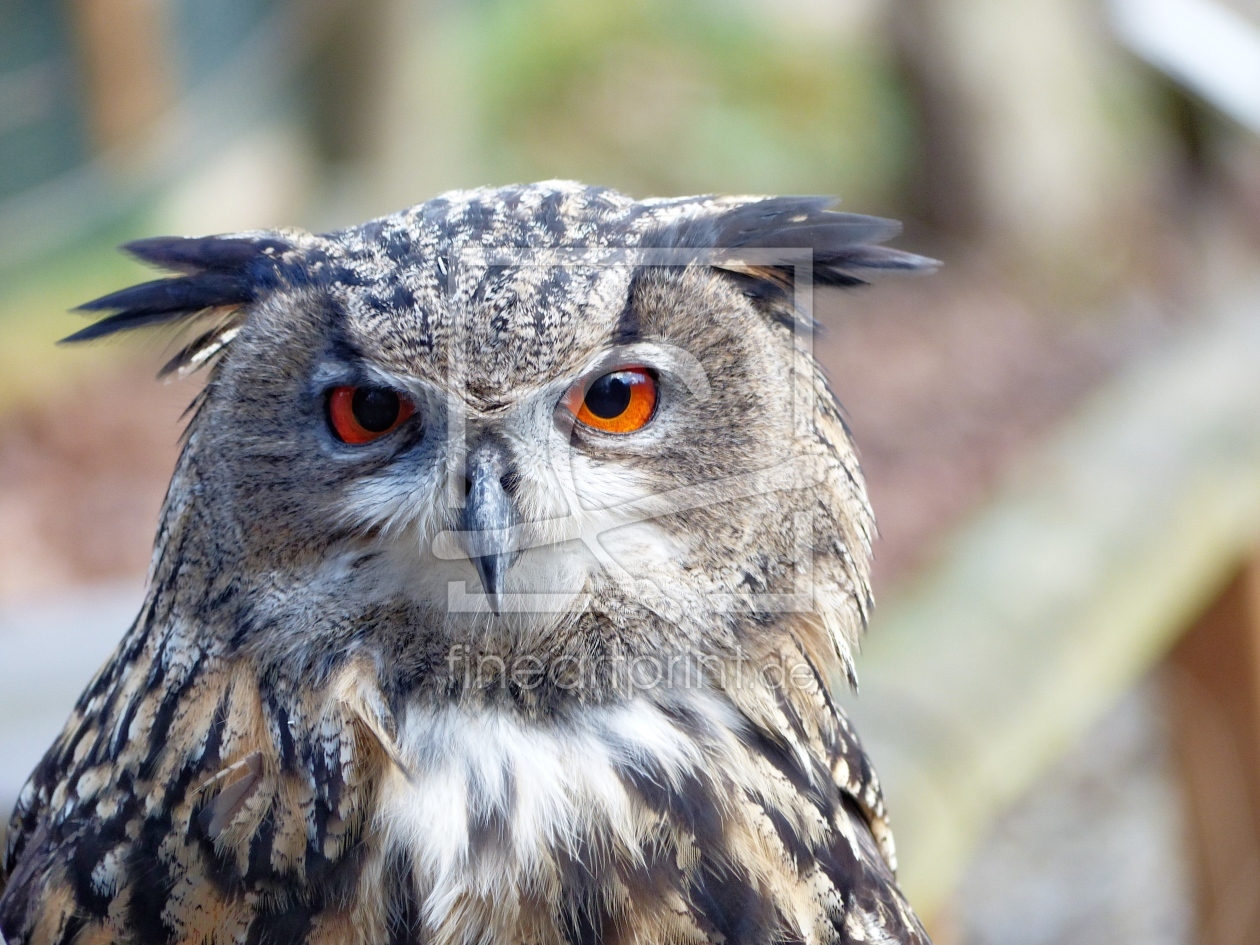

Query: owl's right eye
[327,386,416,444]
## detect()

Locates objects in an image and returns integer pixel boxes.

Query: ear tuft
[651,196,938,291]
[122,235,291,274]
[63,233,292,355]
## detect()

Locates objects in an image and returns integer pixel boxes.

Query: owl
[0,182,935,945]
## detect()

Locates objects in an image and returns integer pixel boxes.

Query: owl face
[76,182,932,685]
[204,262,798,635]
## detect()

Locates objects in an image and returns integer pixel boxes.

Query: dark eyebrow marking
[609,273,642,345]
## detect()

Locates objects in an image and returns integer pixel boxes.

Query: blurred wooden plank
[0,584,141,813]
[843,286,1260,923]
[889,0,1159,287]
[68,0,175,151]
[1169,555,1260,945]
[1109,0,1260,136]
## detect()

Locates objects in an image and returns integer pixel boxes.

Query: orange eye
[563,367,657,434]
[328,386,415,444]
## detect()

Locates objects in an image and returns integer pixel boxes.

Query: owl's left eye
[327,386,416,444]
[563,367,658,434]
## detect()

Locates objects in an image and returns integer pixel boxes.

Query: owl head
[75,182,932,698]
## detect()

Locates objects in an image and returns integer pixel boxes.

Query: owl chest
[370,699,711,934]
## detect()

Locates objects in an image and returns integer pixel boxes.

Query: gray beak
[461,442,519,614]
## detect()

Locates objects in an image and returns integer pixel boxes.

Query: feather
[196,752,264,840]
[76,272,253,315]
[647,195,938,294]
[725,212,902,251]
[657,195,837,247]
[62,233,291,345]
[124,234,291,274]
[157,307,247,378]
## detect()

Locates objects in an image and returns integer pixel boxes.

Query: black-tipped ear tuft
[74,272,250,317]
[660,196,840,249]
[64,233,291,347]
[122,234,290,274]
[650,196,938,292]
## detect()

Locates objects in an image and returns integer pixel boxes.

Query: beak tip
[473,555,508,616]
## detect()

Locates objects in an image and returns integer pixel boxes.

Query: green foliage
[463,0,912,205]
[0,217,153,408]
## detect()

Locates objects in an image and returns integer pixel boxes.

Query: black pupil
[584,372,633,419]
[351,387,401,432]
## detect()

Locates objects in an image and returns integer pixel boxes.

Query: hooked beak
[461,442,519,614]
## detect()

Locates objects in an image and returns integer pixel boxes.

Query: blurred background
[2,0,1260,943]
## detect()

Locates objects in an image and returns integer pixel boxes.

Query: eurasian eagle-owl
[0,181,935,945]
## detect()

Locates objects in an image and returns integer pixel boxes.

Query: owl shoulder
[0,631,396,944]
